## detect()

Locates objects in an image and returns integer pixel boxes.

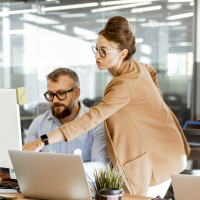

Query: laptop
[172,173,200,200]
[8,150,92,200]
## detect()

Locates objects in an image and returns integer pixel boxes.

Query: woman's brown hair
[99,16,136,61]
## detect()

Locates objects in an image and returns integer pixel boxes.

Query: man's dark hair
[46,68,80,87]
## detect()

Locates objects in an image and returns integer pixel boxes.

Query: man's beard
[51,102,75,119]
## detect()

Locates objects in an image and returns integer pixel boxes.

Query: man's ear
[120,49,128,59]
[75,87,80,100]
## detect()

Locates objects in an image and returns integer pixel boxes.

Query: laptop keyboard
[0,183,20,192]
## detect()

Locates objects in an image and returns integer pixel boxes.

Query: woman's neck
[108,59,124,77]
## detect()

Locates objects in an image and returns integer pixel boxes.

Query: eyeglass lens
[45,91,66,101]
[92,47,106,58]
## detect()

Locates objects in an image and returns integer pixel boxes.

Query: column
[192,0,200,120]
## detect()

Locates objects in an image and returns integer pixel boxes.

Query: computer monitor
[0,89,22,172]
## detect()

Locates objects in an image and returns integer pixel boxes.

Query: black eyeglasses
[44,87,77,102]
[92,46,119,58]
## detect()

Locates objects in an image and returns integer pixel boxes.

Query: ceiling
[0,0,195,54]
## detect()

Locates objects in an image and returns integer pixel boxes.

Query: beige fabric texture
[59,59,191,196]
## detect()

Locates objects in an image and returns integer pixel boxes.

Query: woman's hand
[23,129,65,152]
[23,138,44,152]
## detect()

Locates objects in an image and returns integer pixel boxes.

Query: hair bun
[128,23,135,36]
[99,16,136,60]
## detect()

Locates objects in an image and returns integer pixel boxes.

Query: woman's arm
[23,128,65,151]
[23,79,131,151]
[59,79,131,142]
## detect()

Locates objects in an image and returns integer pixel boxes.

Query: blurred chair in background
[163,93,190,127]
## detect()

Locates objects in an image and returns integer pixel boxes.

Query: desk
[0,193,35,200]
[0,193,151,200]
[1,180,151,200]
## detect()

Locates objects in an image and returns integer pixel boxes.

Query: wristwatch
[40,134,49,146]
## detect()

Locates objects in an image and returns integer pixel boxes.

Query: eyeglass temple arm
[106,49,119,53]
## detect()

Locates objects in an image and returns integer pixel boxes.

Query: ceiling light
[0,13,9,17]
[131,5,162,13]
[2,29,33,35]
[136,38,143,43]
[127,18,146,22]
[190,2,194,6]
[85,35,98,40]
[140,56,151,64]
[41,2,98,12]
[95,18,146,23]
[19,14,59,25]
[127,18,137,22]
[137,18,146,22]
[166,4,181,10]
[175,42,192,46]
[42,11,69,15]
[52,25,66,31]
[167,71,172,76]
[61,13,87,18]
[74,26,96,37]
[171,25,187,30]
[140,21,181,27]
[0,9,38,17]
[91,2,152,13]
[95,19,108,23]
[0,1,24,6]
[168,0,193,2]
[101,0,159,6]
[166,12,193,20]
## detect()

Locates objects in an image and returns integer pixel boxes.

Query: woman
[23,16,190,196]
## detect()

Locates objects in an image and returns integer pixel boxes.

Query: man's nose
[52,95,60,103]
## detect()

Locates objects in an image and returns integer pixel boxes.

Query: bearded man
[25,68,110,175]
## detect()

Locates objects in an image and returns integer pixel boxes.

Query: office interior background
[0,0,197,144]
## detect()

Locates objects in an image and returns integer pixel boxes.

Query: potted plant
[88,164,127,200]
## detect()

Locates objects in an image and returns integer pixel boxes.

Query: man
[0,68,110,180]
[26,68,110,175]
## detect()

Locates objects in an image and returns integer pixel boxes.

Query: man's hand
[23,138,44,152]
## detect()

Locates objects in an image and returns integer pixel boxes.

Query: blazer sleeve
[59,78,131,142]
[144,64,163,98]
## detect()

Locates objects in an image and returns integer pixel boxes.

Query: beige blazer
[59,59,190,196]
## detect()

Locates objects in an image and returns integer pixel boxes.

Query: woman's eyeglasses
[44,87,77,102]
[92,46,119,58]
